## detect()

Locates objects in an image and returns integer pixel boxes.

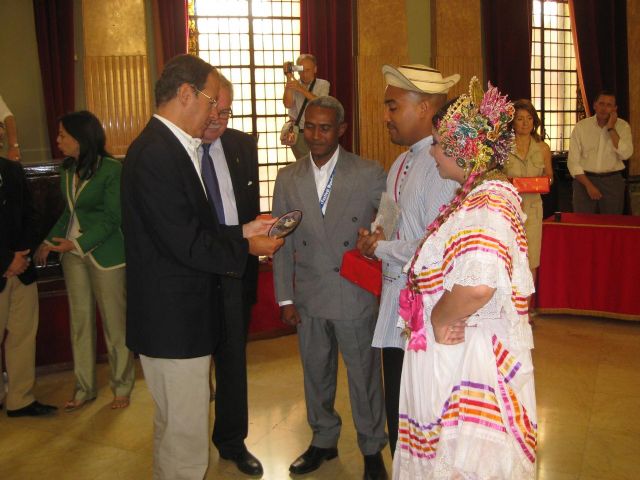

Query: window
[531,0,583,152]
[189,0,301,212]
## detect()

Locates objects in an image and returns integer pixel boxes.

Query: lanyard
[319,166,336,214]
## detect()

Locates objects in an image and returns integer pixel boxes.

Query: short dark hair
[155,54,217,107]
[594,90,617,103]
[59,110,110,180]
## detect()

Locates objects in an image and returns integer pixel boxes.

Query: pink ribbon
[398,288,427,351]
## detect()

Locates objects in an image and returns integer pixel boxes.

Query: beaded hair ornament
[425,77,515,235]
[437,75,515,174]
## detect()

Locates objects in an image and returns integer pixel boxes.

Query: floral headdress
[424,77,515,235]
[437,76,515,175]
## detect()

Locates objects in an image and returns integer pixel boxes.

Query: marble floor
[1,314,639,479]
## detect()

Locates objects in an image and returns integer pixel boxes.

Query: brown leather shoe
[289,445,338,475]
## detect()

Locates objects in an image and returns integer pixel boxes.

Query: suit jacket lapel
[64,168,74,212]
[75,179,90,200]
[64,166,89,215]
[294,156,326,242]
[66,157,97,203]
[220,135,243,218]
[148,117,215,227]
[323,147,354,238]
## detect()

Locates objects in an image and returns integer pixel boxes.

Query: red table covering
[536,213,640,320]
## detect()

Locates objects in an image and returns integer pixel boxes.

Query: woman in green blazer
[35,111,134,411]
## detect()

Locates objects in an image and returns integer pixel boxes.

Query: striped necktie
[200,143,225,224]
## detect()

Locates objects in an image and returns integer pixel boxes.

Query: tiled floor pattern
[1,314,638,479]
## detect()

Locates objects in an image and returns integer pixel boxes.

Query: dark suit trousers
[212,277,252,456]
[382,347,404,457]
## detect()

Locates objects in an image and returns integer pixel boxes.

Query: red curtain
[481,0,532,101]
[569,0,629,118]
[32,0,75,159]
[300,0,354,151]
[152,0,189,73]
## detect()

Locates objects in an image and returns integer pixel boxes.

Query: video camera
[283,61,304,75]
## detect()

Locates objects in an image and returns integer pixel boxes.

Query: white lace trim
[409,181,535,350]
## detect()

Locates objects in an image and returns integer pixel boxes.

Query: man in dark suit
[0,156,57,417]
[200,75,263,476]
[121,54,282,480]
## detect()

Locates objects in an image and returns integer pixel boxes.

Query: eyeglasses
[191,85,217,108]
[217,109,233,119]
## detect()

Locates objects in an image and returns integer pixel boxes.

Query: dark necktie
[200,143,226,224]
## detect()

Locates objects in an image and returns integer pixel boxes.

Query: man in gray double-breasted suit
[272,96,389,479]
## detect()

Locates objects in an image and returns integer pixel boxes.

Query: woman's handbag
[511,176,550,194]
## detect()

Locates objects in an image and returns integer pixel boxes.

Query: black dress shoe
[7,401,58,417]
[289,445,338,475]
[220,448,263,476]
[363,451,388,480]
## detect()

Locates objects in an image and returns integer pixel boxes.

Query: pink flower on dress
[399,288,427,351]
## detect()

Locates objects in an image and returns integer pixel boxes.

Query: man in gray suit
[272,96,388,479]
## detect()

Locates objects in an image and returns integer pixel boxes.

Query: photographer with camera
[282,54,330,159]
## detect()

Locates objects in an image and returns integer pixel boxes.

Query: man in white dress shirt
[122,55,281,480]
[357,64,459,456]
[568,90,633,214]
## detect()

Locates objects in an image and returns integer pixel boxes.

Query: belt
[584,170,624,178]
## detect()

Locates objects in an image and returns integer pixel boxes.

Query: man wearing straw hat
[357,64,459,456]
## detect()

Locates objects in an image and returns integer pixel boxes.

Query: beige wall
[0,0,52,163]
[432,0,483,98]
[356,0,410,170]
[82,0,153,157]
[406,0,431,65]
[355,0,480,170]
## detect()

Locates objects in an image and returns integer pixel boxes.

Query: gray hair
[218,74,234,101]
[307,95,345,124]
[296,53,317,66]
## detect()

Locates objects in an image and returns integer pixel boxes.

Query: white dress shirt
[567,115,633,176]
[202,139,239,225]
[372,136,458,349]
[278,147,340,306]
[153,114,204,192]
[310,147,339,216]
